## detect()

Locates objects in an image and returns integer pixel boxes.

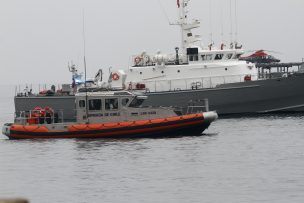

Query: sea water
[0,85,304,203]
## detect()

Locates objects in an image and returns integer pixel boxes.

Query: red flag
[177,0,180,8]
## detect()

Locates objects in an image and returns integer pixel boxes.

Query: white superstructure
[111,0,258,92]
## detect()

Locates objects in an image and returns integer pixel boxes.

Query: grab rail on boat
[14,110,66,125]
[186,98,209,114]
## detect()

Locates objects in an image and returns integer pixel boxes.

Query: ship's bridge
[131,46,245,68]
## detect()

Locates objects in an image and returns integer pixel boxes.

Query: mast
[174,0,201,54]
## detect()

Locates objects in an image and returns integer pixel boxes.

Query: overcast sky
[0,0,303,86]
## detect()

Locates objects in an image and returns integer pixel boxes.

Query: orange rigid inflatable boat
[2,91,218,139]
[5,113,213,139]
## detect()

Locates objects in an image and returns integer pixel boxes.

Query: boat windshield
[129,97,145,108]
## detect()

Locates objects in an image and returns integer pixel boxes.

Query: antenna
[234,0,239,43]
[82,9,89,123]
[209,0,213,45]
[157,0,171,25]
[220,0,224,43]
[229,0,233,46]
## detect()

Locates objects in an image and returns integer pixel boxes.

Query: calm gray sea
[0,85,304,203]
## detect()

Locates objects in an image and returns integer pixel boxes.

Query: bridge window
[215,54,224,60]
[233,54,242,59]
[201,55,206,61]
[89,99,102,111]
[206,54,213,60]
[105,98,118,110]
[225,53,233,60]
[189,55,198,61]
[129,98,145,108]
[121,98,129,106]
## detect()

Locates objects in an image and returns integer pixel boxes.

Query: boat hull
[14,74,304,117]
[5,113,214,139]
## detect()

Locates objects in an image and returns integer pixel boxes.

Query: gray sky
[0,0,303,85]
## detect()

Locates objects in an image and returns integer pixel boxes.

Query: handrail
[15,83,74,97]
[14,110,67,125]
[186,99,209,114]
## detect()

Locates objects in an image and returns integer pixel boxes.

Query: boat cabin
[75,91,177,123]
[186,47,243,63]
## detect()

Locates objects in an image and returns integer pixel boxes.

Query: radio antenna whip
[209,0,213,44]
[82,9,89,123]
[229,0,233,45]
[220,0,224,43]
[235,0,239,43]
[157,0,171,25]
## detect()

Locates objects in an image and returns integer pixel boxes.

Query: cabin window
[187,48,198,55]
[206,54,213,60]
[121,98,129,106]
[215,54,224,60]
[233,54,242,59]
[129,98,145,108]
[189,55,198,61]
[79,100,85,108]
[105,98,118,110]
[225,53,233,60]
[89,99,102,111]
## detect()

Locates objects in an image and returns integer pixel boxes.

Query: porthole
[178,70,180,73]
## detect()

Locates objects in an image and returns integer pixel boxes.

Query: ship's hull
[144,73,304,115]
[14,74,304,119]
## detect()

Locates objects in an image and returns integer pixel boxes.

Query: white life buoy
[134,56,142,65]
[112,73,120,81]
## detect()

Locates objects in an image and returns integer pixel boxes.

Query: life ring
[112,73,120,81]
[134,56,142,65]
[44,106,54,115]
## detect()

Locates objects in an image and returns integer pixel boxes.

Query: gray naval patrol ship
[14,0,304,120]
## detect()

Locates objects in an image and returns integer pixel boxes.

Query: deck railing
[14,110,67,125]
[186,99,209,114]
[15,83,74,97]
